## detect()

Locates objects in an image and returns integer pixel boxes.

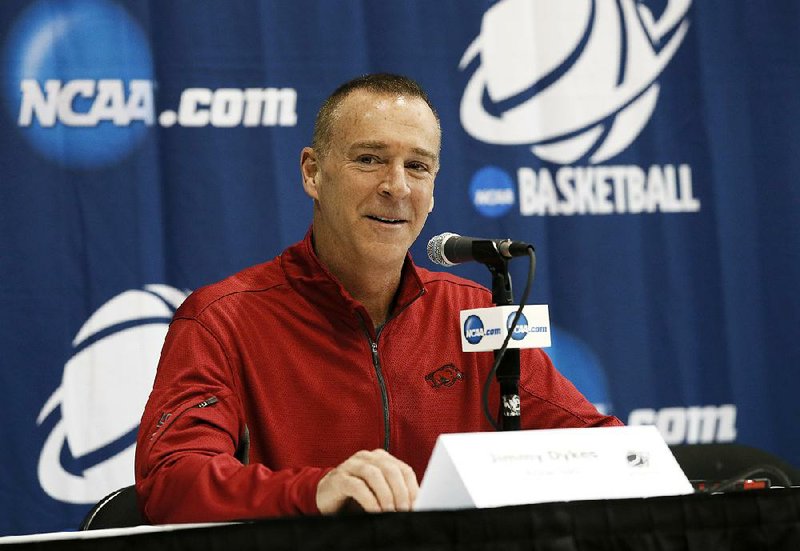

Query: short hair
[311,73,441,157]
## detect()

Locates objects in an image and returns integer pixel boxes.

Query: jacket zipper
[149,396,219,444]
[369,334,390,451]
[359,287,425,453]
[196,397,218,408]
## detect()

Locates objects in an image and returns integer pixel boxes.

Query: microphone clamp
[427,232,533,267]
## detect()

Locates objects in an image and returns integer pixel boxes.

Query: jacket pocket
[145,394,221,454]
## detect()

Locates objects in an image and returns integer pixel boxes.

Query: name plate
[414,426,693,511]
[460,305,551,352]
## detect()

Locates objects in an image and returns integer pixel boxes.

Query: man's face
[301,90,440,272]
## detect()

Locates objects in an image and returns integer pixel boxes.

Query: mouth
[366,215,407,225]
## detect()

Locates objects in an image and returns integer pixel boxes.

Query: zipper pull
[197,396,218,408]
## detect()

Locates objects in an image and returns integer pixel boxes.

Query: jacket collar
[280,227,426,331]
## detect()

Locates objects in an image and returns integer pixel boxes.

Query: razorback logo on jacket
[425,364,464,388]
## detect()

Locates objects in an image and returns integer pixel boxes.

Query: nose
[378,161,411,199]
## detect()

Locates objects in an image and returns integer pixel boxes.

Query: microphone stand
[473,241,520,431]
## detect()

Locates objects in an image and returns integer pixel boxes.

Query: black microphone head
[427,232,459,267]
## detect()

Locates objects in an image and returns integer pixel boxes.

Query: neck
[314,244,404,329]
[335,266,402,328]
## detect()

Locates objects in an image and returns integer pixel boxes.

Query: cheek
[414,185,435,215]
[321,180,369,220]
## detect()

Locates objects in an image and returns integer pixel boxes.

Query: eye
[356,154,380,165]
[406,161,429,172]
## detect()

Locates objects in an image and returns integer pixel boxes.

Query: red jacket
[135,230,621,523]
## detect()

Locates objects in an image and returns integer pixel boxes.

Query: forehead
[330,90,440,154]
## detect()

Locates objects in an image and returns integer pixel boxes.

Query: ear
[428,194,435,213]
[300,147,320,200]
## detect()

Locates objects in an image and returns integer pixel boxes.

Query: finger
[316,467,380,514]
[367,450,418,510]
[351,460,396,512]
[401,462,420,509]
[360,450,417,512]
[341,473,381,513]
[381,460,413,511]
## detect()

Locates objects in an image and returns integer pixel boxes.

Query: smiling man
[135,74,621,524]
[300,85,439,328]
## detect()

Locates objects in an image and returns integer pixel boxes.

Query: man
[135,74,621,524]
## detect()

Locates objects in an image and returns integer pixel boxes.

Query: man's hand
[316,449,419,514]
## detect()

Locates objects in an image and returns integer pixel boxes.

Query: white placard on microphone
[414,426,694,511]
[460,305,551,352]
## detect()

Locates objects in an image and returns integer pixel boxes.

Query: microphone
[427,232,533,267]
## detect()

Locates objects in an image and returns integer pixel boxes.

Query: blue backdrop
[1,0,798,536]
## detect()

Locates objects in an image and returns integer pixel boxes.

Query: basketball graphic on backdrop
[37,285,188,504]
[459,0,691,164]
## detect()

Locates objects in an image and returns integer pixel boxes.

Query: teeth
[370,216,403,223]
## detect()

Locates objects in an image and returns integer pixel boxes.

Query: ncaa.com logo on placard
[460,0,701,218]
[3,0,297,170]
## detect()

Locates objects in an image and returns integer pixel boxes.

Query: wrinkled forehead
[331,90,441,154]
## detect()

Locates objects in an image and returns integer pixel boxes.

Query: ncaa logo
[459,0,691,164]
[463,315,485,345]
[470,166,515,218]
[37,285,187,504]
[4,0,154,169]
[507,311,529,341]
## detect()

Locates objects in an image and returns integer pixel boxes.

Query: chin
[367,241,409,265]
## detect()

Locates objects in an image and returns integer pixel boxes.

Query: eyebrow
[350,140,439,164]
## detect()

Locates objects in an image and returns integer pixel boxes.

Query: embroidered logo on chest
[425,364,464,388]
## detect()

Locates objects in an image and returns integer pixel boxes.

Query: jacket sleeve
[519,349,624,429]
[135,317,331,524]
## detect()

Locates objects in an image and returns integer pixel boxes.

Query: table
[3,488,799,550]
